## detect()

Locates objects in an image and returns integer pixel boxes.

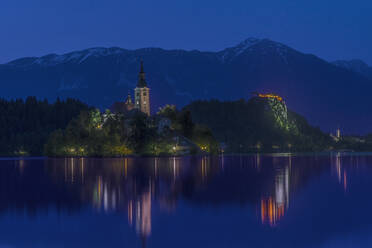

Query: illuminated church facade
[134,61,150,115]
[110,61,151,116]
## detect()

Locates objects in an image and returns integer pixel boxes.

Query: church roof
[110,101,134,114]
[137,61,148,88]
[125,92,133,104]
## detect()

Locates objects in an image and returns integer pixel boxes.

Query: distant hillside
[0,97,90,156]
[332,59,372,80]
[1,38,372,133]
[184,97,332,152]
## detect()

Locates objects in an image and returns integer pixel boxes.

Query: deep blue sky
[1,0,371,65]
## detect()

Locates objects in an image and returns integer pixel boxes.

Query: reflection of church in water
[42,153,357,246]
[47,157,216,245]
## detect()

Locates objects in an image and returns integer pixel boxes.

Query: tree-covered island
[1,94,372,157]
[44,105,218,157]
[42,93,372,156]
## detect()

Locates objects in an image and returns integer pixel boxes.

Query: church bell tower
[134,61,150,116]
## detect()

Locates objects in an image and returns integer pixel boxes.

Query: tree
[157,104,177,121]
[127,112,154,153]
[0,97,89,156]
[177,110,194,138]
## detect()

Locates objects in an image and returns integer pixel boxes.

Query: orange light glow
[261,197,285,226]
[258,93,283,102]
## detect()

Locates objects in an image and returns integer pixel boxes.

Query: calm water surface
[1,154,372,247]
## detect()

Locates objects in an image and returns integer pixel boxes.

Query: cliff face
[185,98,332,152]
[250,95,298,134]
[265,97,289,130]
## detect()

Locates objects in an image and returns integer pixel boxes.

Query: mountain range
[1,38,372,134]
[332,59,372,80]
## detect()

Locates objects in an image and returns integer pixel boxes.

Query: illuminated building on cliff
[252,92,283,102]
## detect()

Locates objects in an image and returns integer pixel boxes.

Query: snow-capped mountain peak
[218,38,292,63]
[7,47,125,67]
[233,38,262,54]
[218,38,262,62]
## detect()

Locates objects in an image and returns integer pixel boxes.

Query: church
[110,61,151,116]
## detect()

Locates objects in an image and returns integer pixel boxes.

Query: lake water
[1,154,372,247]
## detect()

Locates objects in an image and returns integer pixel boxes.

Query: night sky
[1,0,371,65]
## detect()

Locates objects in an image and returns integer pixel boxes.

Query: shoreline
[3,151,372,160]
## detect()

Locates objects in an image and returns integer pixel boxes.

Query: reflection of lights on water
[80,158,84,183]
[128,201,133,226]
[254,153,261,170]
[18,159,25,174]
[70,158,74,184]
[261,197,285,226]
[104,185,109,211]
[336,153,341,183]
[124,158,128,178]
[286,167,290,207]
[169,157,180,182]
[275,166,290,210]
[261,164,290,227]
[96,176,102,209]
[135,191,152,238]
[333,153,348,192]
[173,157,176,180]
[275,180,285,206]
[93,177,120,213]
[201,157,208,181]
[50,157,299,241]
[48,157,201,244]
[344,170,347,192]
[154,158,158,178]
[221,154,224,171]
[112,190,116,208]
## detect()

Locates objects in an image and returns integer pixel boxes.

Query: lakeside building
[330,128,342,142]
[110,92,135,113]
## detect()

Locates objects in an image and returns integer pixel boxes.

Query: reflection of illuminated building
[254,153,261,170]
[201,156,209,182]
[275,166,290,208]
[128,200,133,226]
[261,197,285,226]
[261,160,290,226]
[335,152,342,182]
[332,153,347,191]
[93,176,120,212]
[135,190,152,239]
[18,159,25,174]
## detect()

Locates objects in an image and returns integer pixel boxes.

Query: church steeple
[137,60,147,88]
[140,60,144,73]
[135,60,151,115]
